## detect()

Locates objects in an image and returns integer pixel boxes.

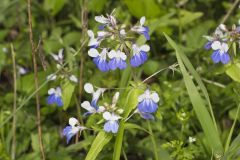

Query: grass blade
[164,33,224,158]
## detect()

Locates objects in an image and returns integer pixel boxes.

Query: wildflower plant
[87,10,150,72]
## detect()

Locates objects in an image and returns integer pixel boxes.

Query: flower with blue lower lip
[130,44,150,67]
[103,111,121,133]
[81,101,105,115]
[62,117,86,144]
[95,13,117,29]
[108,50,127,70]
[84,83,105,109]
[88,48,109,72]
[137,90,159,119]
[211,41,230,64]
[47,87,63,107]
[87,30,101,48]
[131,16,150,40]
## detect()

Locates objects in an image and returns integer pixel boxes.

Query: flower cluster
[62,82,160,143]
[87,12,150,72]
[46,49,78,107]
[204,24,240,64]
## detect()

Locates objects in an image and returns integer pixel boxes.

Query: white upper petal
[98,106,105,113]
[87,30,94,38]
[112,92,120,105]
[88,48,99,57]
[140,16,146,26]
[111,113,121,121]
[58,49,64,60]
[103,111,112,120]
[151,92,160,103]
[221,43,229,52]
[132,44,140,55]
[84,83,94,94]
[69,75,78,83]
[118,51,127,60]
[81,101,96,113]
[95,15,109,24]
[138,94,146,102]
[52,54,59,61]
[211,41,221,50]
[108,50,117,59]
[56,87,62,96]
[140,45,150,52]
[69,117,79,127]
[48,88,55,95]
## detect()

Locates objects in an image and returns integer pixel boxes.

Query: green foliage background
[1,0,240,159]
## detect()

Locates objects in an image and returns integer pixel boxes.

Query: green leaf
[124,123,150,134]
[123,0,161,18]
[62,81,75,110]
[226,63,240,83]
[43,0,66,16]
[164,33,224,157]
[85,131,112,160]
[88,0,108,13]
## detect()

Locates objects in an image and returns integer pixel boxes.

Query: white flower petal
[112,92,120,105]
[95,15,109,24]
[69,117,79,127]
[56,87,62,96]
[84,83,94,94]
[81,101,96,112]
[119,52,127,60]
[88,48,99,57]
[140,45,150,52]
[138,94,146,102]
[87,30,94,38]
[69,75,78,83]
[120,29,126,35]
[111,113,121,121]
[47,74,57,81]
[140,16,146,26]
[98,106,105,113]
[58,49,64,60]
[108,50,116,59]
[48,88,55,95]
[103,111,112,120]
[211,41,221,50]
[52,54,59,61]
[151,92,160,103]
[221,43,229,52]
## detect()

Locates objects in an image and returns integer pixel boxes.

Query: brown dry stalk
[27,0,45,159]
[11,44,17,160]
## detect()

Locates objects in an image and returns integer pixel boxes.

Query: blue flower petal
[93,56,109,72]
[139,51,148,63]
[47,94,56,105]
[220,53,230,64]
[142,26,150,40]
[56,96,63,107]
[118,59,127,70]
[138,99,158,113]
[130,54,142,67]
[63,126,76,144]
[104,121,119,133]
[211,51,221,63]
[108,58,118,70]
[139,112,155,120]
[98,25,105,30]
[204,41,212,50]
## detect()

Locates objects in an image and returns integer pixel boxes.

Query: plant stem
[10,44,17,160]
[147,121,159,160]
[220,0,240,24]
[27,0,45,159]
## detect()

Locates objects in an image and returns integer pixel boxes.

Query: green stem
[147,121,159,160]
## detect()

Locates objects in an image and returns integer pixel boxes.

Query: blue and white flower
[88,48,109,72]
[131,16,150,40]
[103,111,121,133]
[87,30,101,48]
[108,50,127,70]
[211,41,230,64]
[62,117,86,144]
[81,101,105,115]
[130,44,150,67]
[47,87,63,107]
[52,48,64,64]
[137,90,159,119]
[95,14,117,29]
[97,31,112,40]
[84,83,105,108]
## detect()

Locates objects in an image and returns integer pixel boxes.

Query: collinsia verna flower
[47,87,63,107]
[211,41,230,64]
[103,111,121,133]
[130,44,150,67]
[137,89,159,120]
[62,117,86,144]
[108,50,127,70]
[88,48,109,72]
[81,101,105,115]
[87,30,101,48]
[88,11,151,72]
[84,83,105,108]
[131,16,150,40]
